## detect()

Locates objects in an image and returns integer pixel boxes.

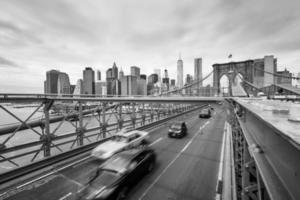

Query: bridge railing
[0,96,215,174]
[228,98,300,200]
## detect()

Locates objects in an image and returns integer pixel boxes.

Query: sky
[0,0,300,93]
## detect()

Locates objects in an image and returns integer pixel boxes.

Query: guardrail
[228,98,300,200]
[0,104,206,185]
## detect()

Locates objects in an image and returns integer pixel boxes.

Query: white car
[91,129,150,160]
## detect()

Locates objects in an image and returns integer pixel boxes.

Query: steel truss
[229,104,270,200]
[0,98,194,171]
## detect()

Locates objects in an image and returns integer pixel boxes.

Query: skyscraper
[194,58,203,88]
[121,75,138,96]
[119,69,124,80]
[177,55,183,88]
[97,70,101,81]
[162,69,170,91]
[73,79,83,95]
[112,62,118,79]
[131,66,140,77]
[83,67,95,94]
[45,70,60,94]
[154,69,161,84]
[106,68,113,95]
[57,72,71,94]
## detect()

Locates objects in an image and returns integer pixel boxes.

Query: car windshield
[101,156,130,174]
[112,135,128,142]
[171,123,181,129]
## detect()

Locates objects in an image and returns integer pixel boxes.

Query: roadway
[0,103,227,200]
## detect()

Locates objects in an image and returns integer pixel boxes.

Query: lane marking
[139,119,210,200]
[149,137,163,147]
[215,122,227,200]
[58,192,72,200]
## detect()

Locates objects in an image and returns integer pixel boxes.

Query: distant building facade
[45,70,60,94]
[97,70,101,81]
[177,56,183,88]
[83,67,95,94]
[95,81,107,96]
[57,72,71,94]
[194,58,202,88]
[137,78,147,95]
[121,75,138,96]
[106,62,119,95]
[277,68,292,85]
[73,79,84,95]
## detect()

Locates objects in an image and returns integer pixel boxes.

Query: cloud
[0,56,20,68]
[0,0,300,92]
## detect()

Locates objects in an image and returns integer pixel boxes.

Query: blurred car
[199,108,211,118]
[168,121,187,138]
[76,148,156,200]
[91,130,149,160]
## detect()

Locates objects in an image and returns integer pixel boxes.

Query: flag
[228,54,232,59]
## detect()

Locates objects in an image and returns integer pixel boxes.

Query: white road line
[58,192,72,200]
[215,122,227,200]
[16,156,91,189]
[139,120,210,200]
[149,137,163,147]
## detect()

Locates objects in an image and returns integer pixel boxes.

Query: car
[91,130,150,160]
[76,148,156,200]
[168,121,187,138]
[199,108,211,118]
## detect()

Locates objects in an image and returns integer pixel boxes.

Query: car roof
[94,140,127,152]
[122,130,146,136]
[115,148,152,159]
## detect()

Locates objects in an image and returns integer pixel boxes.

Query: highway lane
[0,104,226,200]
[128,105,226,200]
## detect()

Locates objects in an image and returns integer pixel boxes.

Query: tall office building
[162,69,170,91]
[137,78,147,95]
[45,70,60,94]
[194,58,203,88]
[119,69,124,80]
[140,74,147,80]
[57,72,71,94]
[131,66,140,77]
[121,75,138,96]
[73,79,83,95]
[177,55,183,88]
[154,69,161,84]
[107,63,119,95]
[186,74,193,85]
[95,81,107,96]
[147,74,159,95]
[83,67,95,94]
[112,62,118,79]
[170,79,175,87]
[148,74,158,84]
[97,70,101,81]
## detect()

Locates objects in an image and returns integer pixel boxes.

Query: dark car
[199,108,211,118]
[168,122,187,138]
[75,148,156,200]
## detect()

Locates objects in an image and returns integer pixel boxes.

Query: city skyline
[0,0,300,93]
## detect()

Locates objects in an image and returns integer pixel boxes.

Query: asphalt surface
[0,104,227,200]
